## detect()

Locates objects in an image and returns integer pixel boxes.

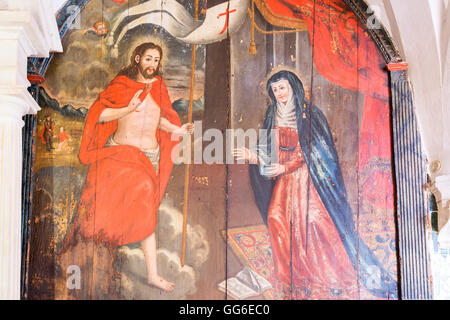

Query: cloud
[156,198,209,268]
[116,247,197,300]
[45,0,206,107]
[46,37,113,105]
[114,198,209,299]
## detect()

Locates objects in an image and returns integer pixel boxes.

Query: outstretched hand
[233,147,258,164]
[264,163,286,177]
[173,123,194,135]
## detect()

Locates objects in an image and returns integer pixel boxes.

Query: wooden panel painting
[26,0,399,300]
[28,0,213,300]
[227,0,398,300]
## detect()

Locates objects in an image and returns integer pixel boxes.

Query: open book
[218,267,272,300]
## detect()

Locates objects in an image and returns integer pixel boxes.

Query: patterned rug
[224,224,390,300]
[224,225,278,299]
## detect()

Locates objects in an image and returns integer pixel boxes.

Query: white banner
[107,0,250,57]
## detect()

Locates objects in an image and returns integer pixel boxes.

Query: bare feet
[148,274,175,291]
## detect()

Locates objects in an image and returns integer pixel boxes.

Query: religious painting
[226,0,398,300]
[26,0,399,300]
[28,0,242,300]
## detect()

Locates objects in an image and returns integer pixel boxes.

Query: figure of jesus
[64,42,193,292]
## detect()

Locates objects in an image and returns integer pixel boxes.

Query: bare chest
[119,99,161,130]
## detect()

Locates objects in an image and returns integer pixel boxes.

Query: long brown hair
[117,42,163,80]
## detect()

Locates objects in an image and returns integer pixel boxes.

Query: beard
[138,64,157,79]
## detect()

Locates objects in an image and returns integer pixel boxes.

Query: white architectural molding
[0,96,29,300]
[0,0,62,300]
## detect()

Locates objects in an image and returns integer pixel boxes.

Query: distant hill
[172,96,204,114]
[38,87,204,119]
[38,87,87,119]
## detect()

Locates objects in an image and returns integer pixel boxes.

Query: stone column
[0,0,62,300]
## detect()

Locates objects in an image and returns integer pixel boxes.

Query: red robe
[56,131,69,143]
[268,127,358,299]
[67,75,181,247]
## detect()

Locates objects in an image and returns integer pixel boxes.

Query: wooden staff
[181,0,200,267]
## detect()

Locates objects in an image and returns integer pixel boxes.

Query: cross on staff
[181,0,200,267]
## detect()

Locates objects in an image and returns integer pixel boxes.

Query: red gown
[55,131,69,143]
[267,126,358,299]
[64,75,180,248]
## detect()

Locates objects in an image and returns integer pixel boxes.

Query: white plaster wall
[52,0,67,13]
[367,0,449,177]
[367,0,450,231]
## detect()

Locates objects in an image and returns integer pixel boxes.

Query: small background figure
[40,115,55,152]
[85,21,108,37]
[54,126,73,153]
